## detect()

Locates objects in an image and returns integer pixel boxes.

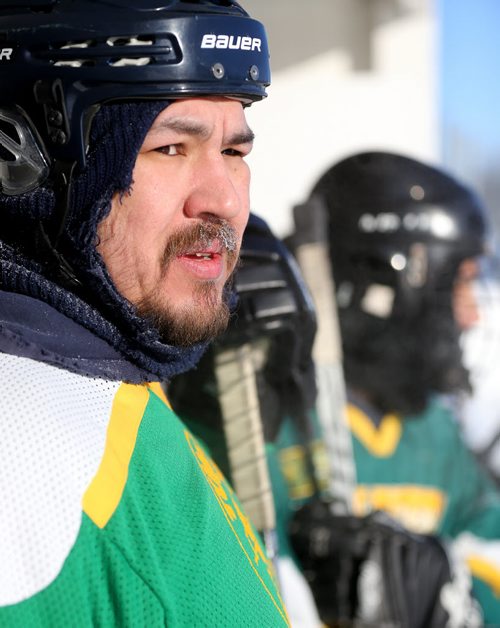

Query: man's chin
[161,303,231,346]
[137,291,231,347]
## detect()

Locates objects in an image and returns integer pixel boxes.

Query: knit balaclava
[0,101,212,380]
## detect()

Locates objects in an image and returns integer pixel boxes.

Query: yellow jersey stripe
[185,430,290,626]
[468,556,500,598]
[83,383,149,528]
[352,484,446,533]
[347,403,402,456]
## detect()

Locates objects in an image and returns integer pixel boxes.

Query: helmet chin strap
[37,159,83,291]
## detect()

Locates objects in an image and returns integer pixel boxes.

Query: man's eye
[222,148,244,157]
[155,145,179,156]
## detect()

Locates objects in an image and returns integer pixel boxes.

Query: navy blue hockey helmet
[0,0,270,195]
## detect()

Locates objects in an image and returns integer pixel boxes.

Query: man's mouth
[187,252,215,260]
[160,222,239,281]
[177,242,226,280]
[184,240,223,259]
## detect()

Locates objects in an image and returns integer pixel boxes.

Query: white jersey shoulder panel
[0,352,120,605]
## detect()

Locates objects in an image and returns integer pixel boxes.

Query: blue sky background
[439,0,500,232]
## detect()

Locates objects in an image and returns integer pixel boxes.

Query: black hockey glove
[289,498,481,628]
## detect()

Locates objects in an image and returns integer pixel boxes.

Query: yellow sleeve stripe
[83,383,149,529]
[347,403,402,457]
[467,556,500,598]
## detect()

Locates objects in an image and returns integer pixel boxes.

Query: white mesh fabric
[0,352,120,605]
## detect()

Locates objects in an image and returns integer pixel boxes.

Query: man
[287,151,500,625]
[0,1,289,625]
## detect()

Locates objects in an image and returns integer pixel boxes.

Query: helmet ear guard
[0,107,50,195]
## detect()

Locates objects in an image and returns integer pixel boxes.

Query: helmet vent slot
[109,57,152,67]
[54,59,96,67]
[59,41,93,50]
[106,36,154,47]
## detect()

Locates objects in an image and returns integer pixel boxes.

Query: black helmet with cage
[312,151,488,320]
[308,151,490,415]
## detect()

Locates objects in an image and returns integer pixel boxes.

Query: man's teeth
[194,253,212,260]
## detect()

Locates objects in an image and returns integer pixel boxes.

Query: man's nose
[453,281,480,330]
[183,154,246,221]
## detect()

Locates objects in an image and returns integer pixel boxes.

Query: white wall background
[245,0,439,237]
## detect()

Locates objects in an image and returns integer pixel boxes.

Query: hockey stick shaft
[293,198,357,514]
[214,342,279,564]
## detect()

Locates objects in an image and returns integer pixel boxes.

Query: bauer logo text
[201,34,261,52]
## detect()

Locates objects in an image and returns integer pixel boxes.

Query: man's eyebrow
[227,128,255,146]
[150,118,211,139]
[149,117,254,145]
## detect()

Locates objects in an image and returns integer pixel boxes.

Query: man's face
[97,97,254,346]
[452,258,480,331]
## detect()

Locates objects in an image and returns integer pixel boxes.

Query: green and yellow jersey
[272,395,500,624]
[0,352,288,627]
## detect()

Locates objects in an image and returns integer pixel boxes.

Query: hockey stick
[212,213,318,571]
[214,342,279,565]
[291,194,357,514]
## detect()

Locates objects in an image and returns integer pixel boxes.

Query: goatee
[136,219,239,346]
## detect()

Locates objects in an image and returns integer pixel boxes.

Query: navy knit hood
[0,101,211,382]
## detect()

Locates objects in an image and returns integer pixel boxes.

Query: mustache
[160,219,239,270]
